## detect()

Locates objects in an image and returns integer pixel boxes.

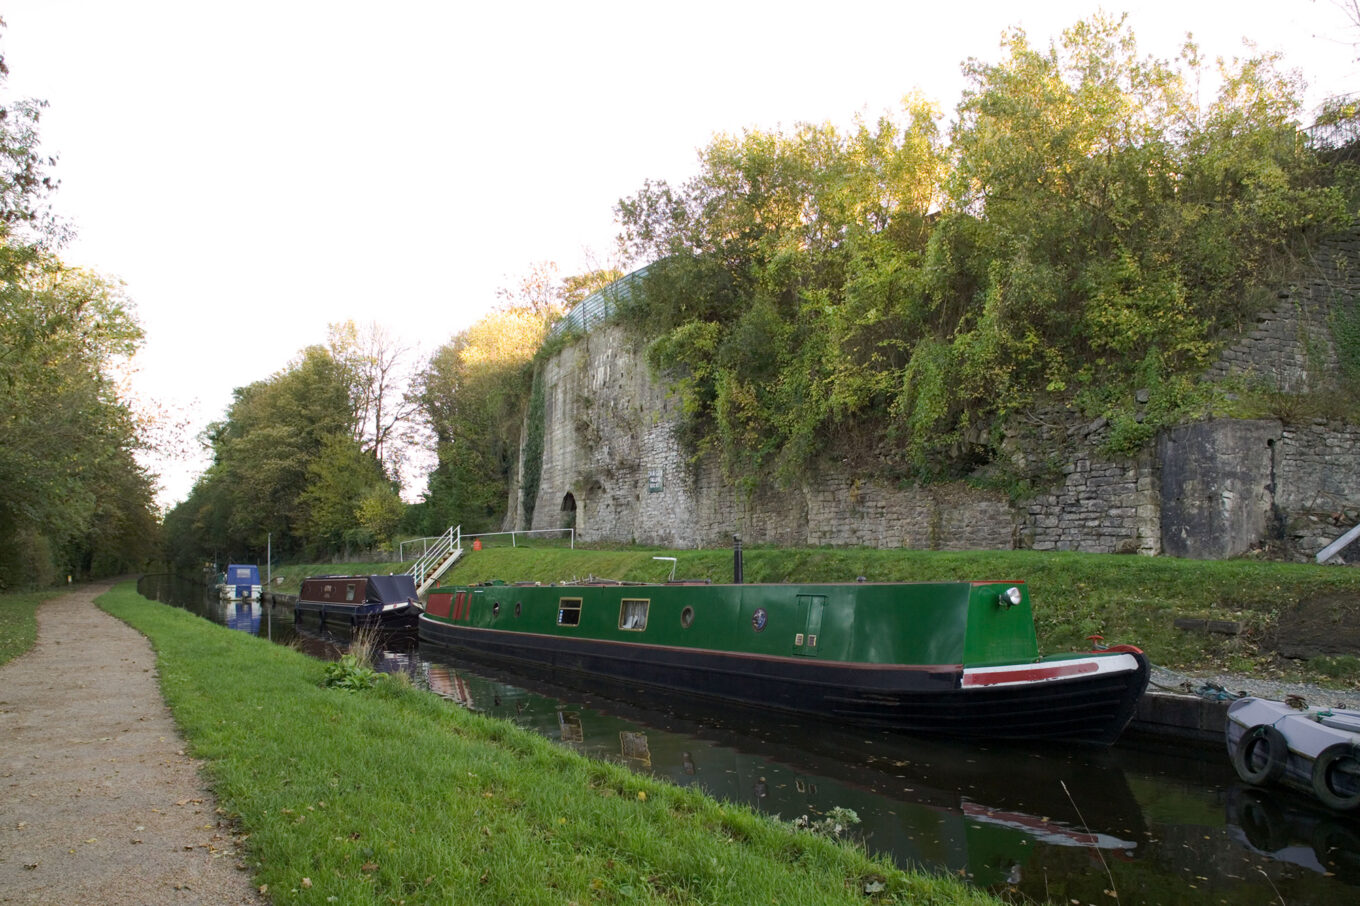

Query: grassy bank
[0,589,48,666]
[98,582,998,906]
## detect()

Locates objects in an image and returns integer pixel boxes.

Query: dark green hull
[419,579,1148,745]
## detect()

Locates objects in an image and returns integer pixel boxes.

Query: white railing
[464,528,575,549]
[1317,521,1360,563]
[399,534,450,561]
[411,525,462,594]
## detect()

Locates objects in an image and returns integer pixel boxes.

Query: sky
[3,1,1357,509]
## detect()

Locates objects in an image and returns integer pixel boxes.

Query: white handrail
[1317,521,1360,563]
[463,528,574,549]
[411,524,461,594]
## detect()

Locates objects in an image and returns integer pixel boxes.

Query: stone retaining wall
[1205,231,1357,392]
[1276,419,1360,562]
[509,231,1360,560]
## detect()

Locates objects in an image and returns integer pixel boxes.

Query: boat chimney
[733,534,743,584]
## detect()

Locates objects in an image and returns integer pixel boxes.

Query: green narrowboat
[419,575,1149,745]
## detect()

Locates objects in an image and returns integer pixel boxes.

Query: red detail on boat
[426,593,452,618]
[961,660,1099,687]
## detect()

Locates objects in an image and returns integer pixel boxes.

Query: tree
[299,434,393,555]
[615,98,946,481]
[166,345,365,565]
[560,267,625,307]
[0,30,156,588]
[410,307,548,533]
[614,14,1350,483]
[921,15,1347,456]
[326,320,418,476]
[495,261,569,321]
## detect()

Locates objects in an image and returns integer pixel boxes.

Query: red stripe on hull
[961,661,1099,687]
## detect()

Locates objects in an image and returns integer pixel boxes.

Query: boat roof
[301,574,417,602]
[459,578,1023,589]
[367,574,417,602]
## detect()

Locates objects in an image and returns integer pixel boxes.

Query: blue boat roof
[225,564,260,581]
[367,574,417,603]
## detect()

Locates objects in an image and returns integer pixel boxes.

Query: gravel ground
[1147,663,1360,711]
[0,582,268,906]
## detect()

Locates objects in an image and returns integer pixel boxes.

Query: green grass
[441,546,1360,686]
[0,589,49,666]
[98,582,1000,906]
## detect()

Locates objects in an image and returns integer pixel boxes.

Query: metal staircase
[411,525,463,597]
[1317,520,1360,564]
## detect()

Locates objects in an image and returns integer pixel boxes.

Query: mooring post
[733,534,743,585]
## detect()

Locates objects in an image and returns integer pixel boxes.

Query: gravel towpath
[0,582,268,906]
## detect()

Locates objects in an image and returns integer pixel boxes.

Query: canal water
[140,574,1360,904]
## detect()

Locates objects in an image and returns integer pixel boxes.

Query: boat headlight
[998,586,1023,609]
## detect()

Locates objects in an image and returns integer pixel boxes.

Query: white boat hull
[1226,697,1360,811]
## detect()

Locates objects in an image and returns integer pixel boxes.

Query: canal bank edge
[1132,665,1360,745]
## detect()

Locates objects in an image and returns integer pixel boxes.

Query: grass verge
[97,582,1000,906]
[0,589,50,667]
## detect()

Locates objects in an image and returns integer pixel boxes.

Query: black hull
[294,601,418,630]
[419,618,1148,746]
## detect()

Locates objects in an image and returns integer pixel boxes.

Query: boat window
[619,599,649,631]
[557,598,583,626]
[515,601,522,617]
[345,583,357,602]
[681,606,694,628]
[492,601,501,617]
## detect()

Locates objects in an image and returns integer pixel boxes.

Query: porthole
[492,601,501,617]
[515,601,522,617]
[681,606,695,628]
[751,608,768,632]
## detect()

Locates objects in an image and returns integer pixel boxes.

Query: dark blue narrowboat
[294,574,419,629]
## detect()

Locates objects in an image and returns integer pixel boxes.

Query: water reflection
[1228,786,1360,883]
[139,572,1360,904]
[418,657,1144,892]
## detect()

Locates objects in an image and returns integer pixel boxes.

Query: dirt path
[0,582,268,905]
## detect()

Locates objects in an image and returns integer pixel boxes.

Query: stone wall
[1276,419,1360,562]
[1205,231,1358,391]
[509,325,1014,551]
[516,328,698,547]
[509,233,1360,560]
[999,410,1159,554]
[1157,420,1281,560]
